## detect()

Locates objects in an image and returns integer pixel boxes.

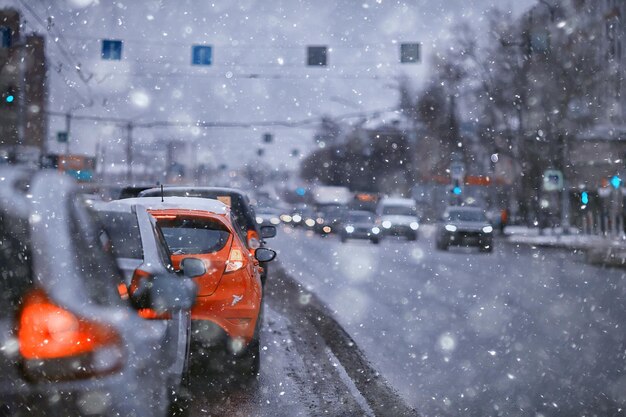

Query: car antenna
[160,184,164,202]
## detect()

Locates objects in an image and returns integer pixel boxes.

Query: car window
[346,212,374,223]
[447,210,486,222]
[159,217,230,255]
[94,210,143,259]
[70,198,125,307]
[382,205,417,216]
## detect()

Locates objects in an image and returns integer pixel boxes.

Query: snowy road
[266,226,626,416]
[186,225,626,416]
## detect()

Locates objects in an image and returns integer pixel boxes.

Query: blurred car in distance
[340,210,382,244]
[0,169,196,417]
[376,197,420,241]
[255,206,282,227]
[314,204,348,235]
[436,206,494,252]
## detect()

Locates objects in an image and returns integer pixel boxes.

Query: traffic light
[580,191,589,206]
[611,175,622,189]
[450,179,462,195]
[2,87,15,105]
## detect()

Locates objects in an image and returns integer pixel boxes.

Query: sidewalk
[504,226,626,267]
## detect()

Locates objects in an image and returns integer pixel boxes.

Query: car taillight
[225,248,245,273]
[18,289,123,381]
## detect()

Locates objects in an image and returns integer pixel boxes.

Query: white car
[376,197,420,241]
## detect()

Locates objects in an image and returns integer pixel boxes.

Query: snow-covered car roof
[379,197,415,206]
[98,197,228,215]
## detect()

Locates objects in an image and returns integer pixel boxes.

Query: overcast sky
[2,0,535,170]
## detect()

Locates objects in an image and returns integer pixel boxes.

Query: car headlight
[410,222,419,230]
[305,218,316,227]
[382,220,392,229]
[316,217,324,225]
[371,227,380,235]
[292,214,302,223]
[256,216,263,224]
[280,214,292,223]
[345,225,355,233]
[445,224,457,232]
[270,217,281,225]
[482,226,493,233]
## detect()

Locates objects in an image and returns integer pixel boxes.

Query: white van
[376,197,420,240]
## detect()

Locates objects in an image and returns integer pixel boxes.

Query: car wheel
[340,234,347,243]
[437,240,448,251]
[407,232,417,241]
[371,237,380,244]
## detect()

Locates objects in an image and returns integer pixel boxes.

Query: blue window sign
[101,39,123,60]
[192,45,212,65]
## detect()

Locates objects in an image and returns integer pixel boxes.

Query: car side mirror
[149,274,197,313]
[260,225,277,239]
[180,257,206,278]
[255,247,277,262]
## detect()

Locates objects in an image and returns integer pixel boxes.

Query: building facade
[0,8,47,160]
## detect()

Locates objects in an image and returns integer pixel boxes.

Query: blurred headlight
[382,220,392,229]
[280,214,292,223]
[270,217,281,225]
[316,217,324,225]
[322,226,332,233]
[482,226,493,233]
[410,222,419,230]
[292,214,302,223]
[305,219,316,227]
[371,227,381,235]
[345,225,355,233]
[445,224,457,232]
[256,216,263,224]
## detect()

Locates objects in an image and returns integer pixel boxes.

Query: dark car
[0,169,197,417]
[436,206,494,252]
[314,204,348,235]
[138,187,276,284]
[340,210,382,244]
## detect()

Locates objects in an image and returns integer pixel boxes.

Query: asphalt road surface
[188,225,626,416]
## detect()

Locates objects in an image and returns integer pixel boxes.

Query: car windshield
[94,210,143,259]
[346,212,374,223]
[159,217,230,255]
[382,205,417,216]
[447,210,487,222]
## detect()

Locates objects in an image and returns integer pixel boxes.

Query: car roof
[100,197,228,215]
[348,210,374,216]
[140,186,249,200]
[379,197,415,206]
[446,206,485,212]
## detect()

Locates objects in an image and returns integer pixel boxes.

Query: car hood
[381,215,418,225]
[445,221,490,232]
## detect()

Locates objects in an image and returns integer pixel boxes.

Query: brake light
[225,248,245,273]
[18,289,122,381]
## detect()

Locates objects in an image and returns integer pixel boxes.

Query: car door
[137,206,190,387]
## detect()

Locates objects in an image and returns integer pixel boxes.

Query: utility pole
[65,112,71,155]
[126,122,133,182]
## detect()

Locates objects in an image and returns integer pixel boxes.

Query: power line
[46,106,398,129]
[17,0,95,106]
